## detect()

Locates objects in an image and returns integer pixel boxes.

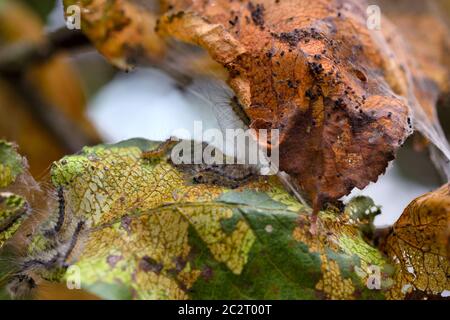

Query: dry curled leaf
[385,184,450,299]
[63,0,227,81]
[156,0,412,209]
[63,0,166,69]
[0,0,447,301]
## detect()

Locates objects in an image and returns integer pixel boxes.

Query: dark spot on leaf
[247,2,265,29]
[107,255,123,268]
[139,256,163,274]
[201,266,213,281]
[120,216,132,234]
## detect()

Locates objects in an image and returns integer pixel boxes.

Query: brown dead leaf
[0,1,100,177]
[63,0,166,70]
[385,184,450,299]
[157,0,412,209]
[64,0,228,80]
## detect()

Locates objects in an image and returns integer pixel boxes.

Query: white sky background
[87,69,222,142]
[47,0,65,30]
[48,1,441,227]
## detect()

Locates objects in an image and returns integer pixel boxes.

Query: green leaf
[6,139,444,300]
[0,140,24,188]
[16,139,397,300]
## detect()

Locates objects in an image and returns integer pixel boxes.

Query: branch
[0,28,91,75]
[0,28,101,153]
[9,73,102,153]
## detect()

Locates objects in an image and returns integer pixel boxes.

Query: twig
[6,73,101,153]
[0,28,101,153]
[0,28,91,75]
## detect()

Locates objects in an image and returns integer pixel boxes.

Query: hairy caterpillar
[1,138,268,299]
[2,185,87,299]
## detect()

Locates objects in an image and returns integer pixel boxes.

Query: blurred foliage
[0,0,100,177]
[21,0,56,22]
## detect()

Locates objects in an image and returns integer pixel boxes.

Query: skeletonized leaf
[0,141,29,250]
[16,139,397,299]
[385,184,450,299]
[0,193,29,249]
[2,139,448,299]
